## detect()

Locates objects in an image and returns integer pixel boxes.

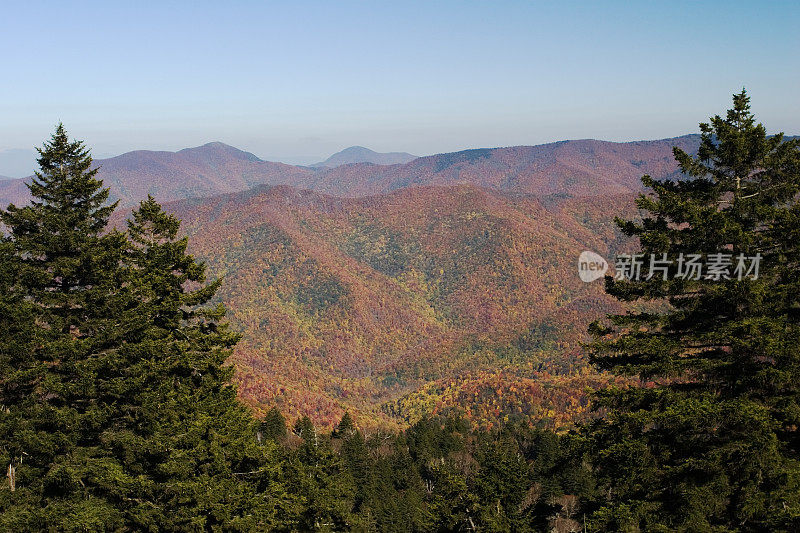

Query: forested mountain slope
[0,135,698,206]
[163,184,639,428]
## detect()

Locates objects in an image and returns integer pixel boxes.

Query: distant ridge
[4,133,771,207]
[0,142,314,208]
[305,134,705,197]
[311,146,418,168]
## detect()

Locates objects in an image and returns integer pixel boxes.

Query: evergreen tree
[261,406,288,442]
[285,417,358,531]
[371,443,430,532]
[335,411,356,437]
[0,128,288,530]
[116,195,285,529]
[0,124,130,529]
[340,429,371,512]
[587,91,800,530]
[474,432,533,531]
[294,415,317,443]
[0,239,38,502]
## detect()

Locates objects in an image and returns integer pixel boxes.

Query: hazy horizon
[4,129,800,179]
[2,1,799,175]
[0,132,719,179]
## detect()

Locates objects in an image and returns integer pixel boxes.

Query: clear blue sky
[1,0,798,173]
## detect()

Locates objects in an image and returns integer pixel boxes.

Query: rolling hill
[162,184,640,429]
[0,135,699,208]
[305,135,701,197]
[0,142,315,208]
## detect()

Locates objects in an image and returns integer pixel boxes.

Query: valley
[8,136,695,429]
[165,184,640,428]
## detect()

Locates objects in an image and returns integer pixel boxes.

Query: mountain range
[7,134,715,428]
[0,135,701,208]
[299,135,702,198]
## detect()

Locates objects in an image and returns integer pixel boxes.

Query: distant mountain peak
[178,142,263,162]
[340,145,370,152]
[312,146,417,168]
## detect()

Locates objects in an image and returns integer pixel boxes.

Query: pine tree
[587,91,800,530]
[286,417,358,531]
[293,415,316,443]
[261,407,288,442]
[116,195,285,529]
[335,411,356,437]
[0,128,289,529]
[0,124,130,529]
[340,428,371,511]
[474,431,533,531]
[0,239,38,502]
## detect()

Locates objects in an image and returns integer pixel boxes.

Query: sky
[1,1,799,175]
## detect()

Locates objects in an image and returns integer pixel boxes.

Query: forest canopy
[1,91,799,531]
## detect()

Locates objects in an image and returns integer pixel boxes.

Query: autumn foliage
[160,184,640,429]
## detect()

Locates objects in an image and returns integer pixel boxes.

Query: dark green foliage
[512,321,559,353]
[261,407,288,442]
[335,411,356,437]
[474,432,533,530]
[293,276,348,314]
[587,91,800,531]
[283,416,357,531]
[0,125,131,529]
[278,414,595,532]
[342,220,415,277]
[0,126,283,530]
[239,223,350,315]
[433,148,493,172]
[294,415,316,443]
